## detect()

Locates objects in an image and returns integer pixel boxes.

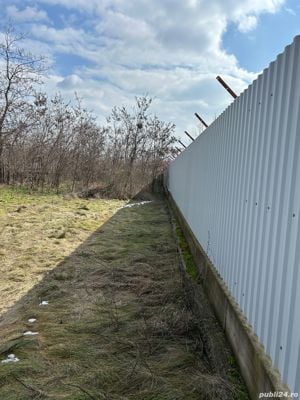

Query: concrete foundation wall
[165,190,290,400]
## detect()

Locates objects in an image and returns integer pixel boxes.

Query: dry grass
[0,185,125,316]
[0,187,249,399]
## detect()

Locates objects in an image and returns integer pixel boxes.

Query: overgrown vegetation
[0,188,248,399]
[0,26,177,198]
[175,225,199,281]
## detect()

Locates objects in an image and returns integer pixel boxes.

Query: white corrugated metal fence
[166,36,300,392]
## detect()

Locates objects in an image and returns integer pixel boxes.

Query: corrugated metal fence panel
[167,36,300,392]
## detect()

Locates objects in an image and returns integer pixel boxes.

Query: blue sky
[0,0,299,142]
[223,0,300,71]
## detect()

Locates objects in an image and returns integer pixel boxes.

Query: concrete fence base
[165,189,290,400]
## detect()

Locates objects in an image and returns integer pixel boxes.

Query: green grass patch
[175,226,199,281]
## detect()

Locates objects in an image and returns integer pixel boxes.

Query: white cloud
[237,15,258,32]
[97,11,155,42]
[30,24,104,61]
[6,5,48,22]
[284,7,296,16]
[3,0,287,138]
[57,74,83,89]
[38,0,113,14]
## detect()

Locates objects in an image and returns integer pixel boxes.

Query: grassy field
[0,186,248,399]
[0,185,125,316]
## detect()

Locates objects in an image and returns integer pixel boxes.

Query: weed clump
[175,226,199,281]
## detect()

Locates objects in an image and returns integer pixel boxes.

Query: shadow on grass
[0,193,249,400]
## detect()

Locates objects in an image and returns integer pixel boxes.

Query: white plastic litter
[39,300,49,306]
[28,318,37,323]
[1,354,19,363]
[123,201,153,209]
[23,331,39,336]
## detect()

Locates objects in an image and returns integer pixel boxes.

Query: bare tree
[105,96,176,197]
[0,25,45,182]
[0,27,176,196]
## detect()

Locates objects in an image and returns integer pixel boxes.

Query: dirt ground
[0,187,249,399]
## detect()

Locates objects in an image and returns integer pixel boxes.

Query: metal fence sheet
[166,36,300,392]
